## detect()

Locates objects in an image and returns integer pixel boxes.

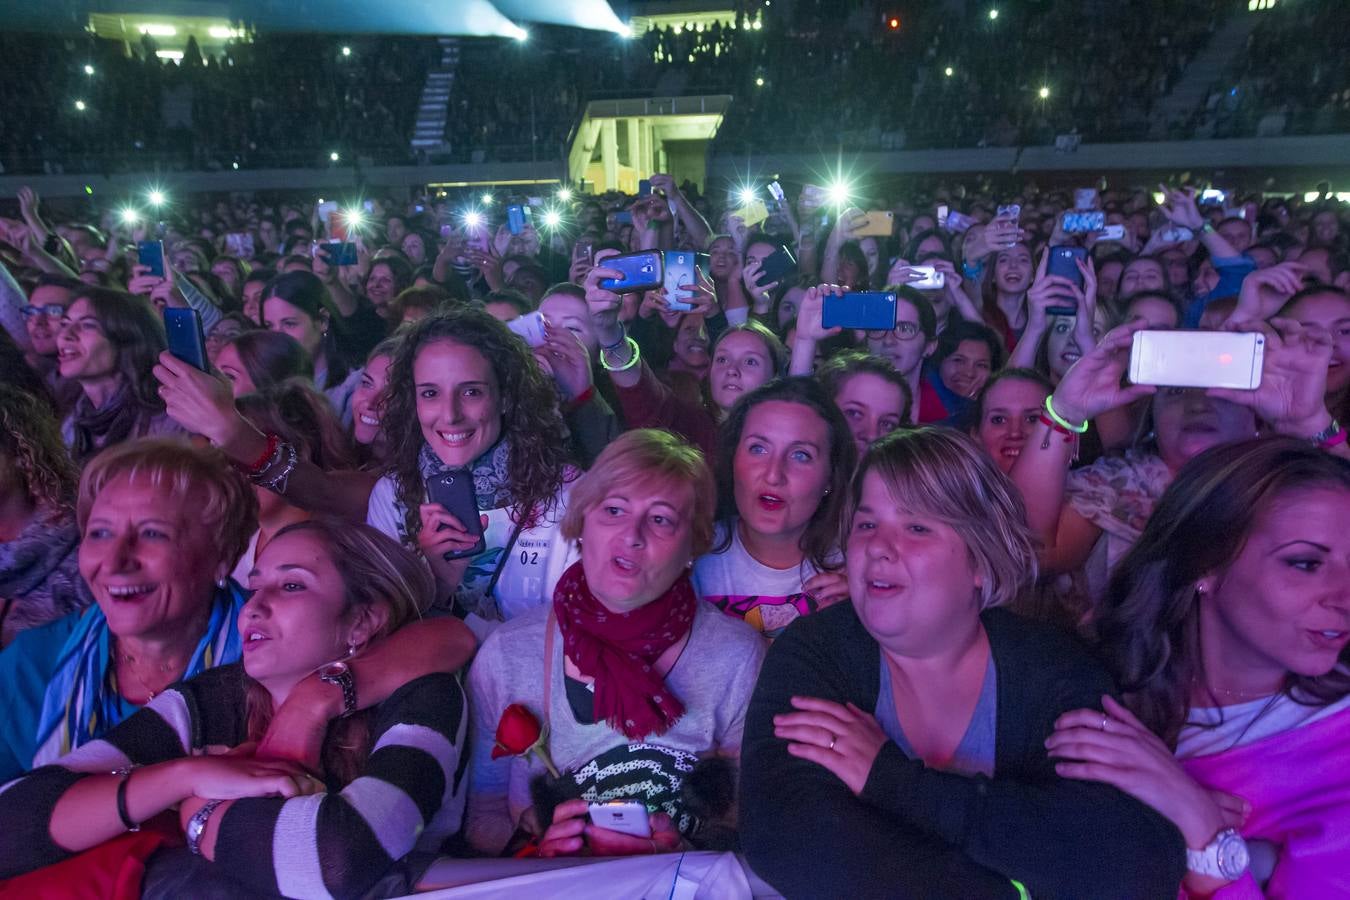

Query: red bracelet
[1038,413,1077,437]
[1318,426,1347,450]
[239,433,279,475]
[565,385,596,413]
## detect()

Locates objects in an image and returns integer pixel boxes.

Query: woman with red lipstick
[693,378,856,638]
[740,427,1186,898]
[466,430,765,856]
[1049,438,1350,898]
[369,307,577,626]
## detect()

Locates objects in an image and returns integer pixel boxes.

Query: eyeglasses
[21,304,65,318]
[866,321,922,341]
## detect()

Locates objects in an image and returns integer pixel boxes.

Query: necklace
[114,640,183,702]
[1195,677,1278,701]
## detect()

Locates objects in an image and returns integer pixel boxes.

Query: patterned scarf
[31,582,246,767]
[553,561,696,741]
[68,380,158,463]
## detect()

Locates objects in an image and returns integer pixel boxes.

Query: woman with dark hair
[970,367,1053,475]
[261,271,362,425]
[694,377,856,638]
[368,307,577,624]
[926,320,1006,420]
[388,284,449,326]
[1049,438,1350,897]
[740,427,1185,899]
[350,336,401,466]
[240,267,275,325]
[56,287,181,462]
[364,256,415,320]
[215,330,313,398]
[203,312,254,367]
[0,520,472,900]
[399,230,435,267]
[0,386,85,646]
[816,351,912,454]
[981,242,1035,350]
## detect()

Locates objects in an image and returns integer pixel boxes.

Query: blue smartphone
[317,241,357,266]
[137,240,165,277]
[1046,245,1088,314]
[822,291,898,331]
[638,179,653,197]
[599,251,663,294]
[614,211,634,226]
[755,246,797,287]
[506,204,532,235]
[426,472,486,560]
[662,251,708,312]
[1062,211,1105,234]
[163,307,209,371]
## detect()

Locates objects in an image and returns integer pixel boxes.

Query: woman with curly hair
[57,287,181,462]
[367,307,577,625]
[0,386,85,646]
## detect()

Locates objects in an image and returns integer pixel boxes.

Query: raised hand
[1050,321,1156,425]
[1209,317,1333,437]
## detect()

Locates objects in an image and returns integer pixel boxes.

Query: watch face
[1217,831,1250,879]
[320,661,349,679]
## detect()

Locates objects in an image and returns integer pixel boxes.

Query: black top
[739,604,1185,900]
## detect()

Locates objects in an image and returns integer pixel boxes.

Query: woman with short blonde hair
[741,427,1185,898]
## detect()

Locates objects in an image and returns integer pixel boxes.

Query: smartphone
[822,291,898,331]
[943,211,974,234]
[662,250,708,312]
[996,204,1021,224]
[614,211,634,226]
[1063,211,1106,234]
[936,204,949,227]
[909,265,945,290]
[362,200,376,214]
[224,232,255,259]
[439,223,455,240]
[316,200,339,224]
[425,472,486,560]
[1073,188,1098,211]
[588,801,651,839]
[755,246,797,287]
[599,250,663,294]
[637,179,652,197]
[573,238,595,265]
[1199,189,1227,207]
[1046,245,1088,308]
[1160,226,1194,243]
[1098,224,1127,242]
[506,204,532,236]
[1129,330,1264,390]
[766,181,786,209]
[163,307,209,371]
[317,240,357,266]
[735,199,770,229]
[855,210,895,237]
[506,310,548,348]
[137,240,166,278]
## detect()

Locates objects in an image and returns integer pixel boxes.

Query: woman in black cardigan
[740,427,1185,899]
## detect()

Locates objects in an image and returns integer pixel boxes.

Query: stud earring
[347,637,359,657]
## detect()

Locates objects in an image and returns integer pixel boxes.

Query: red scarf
[552,560,695,740]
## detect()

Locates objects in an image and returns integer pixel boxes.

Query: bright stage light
[83,64,94,75]
[481,194,494,205]
[341,46,351,57]
[1038,86,1050,99]
[557,187,573,202]
[988,8,999,20]
[330,151,340,162]
[148,190,166,207]
[74,99,87,111]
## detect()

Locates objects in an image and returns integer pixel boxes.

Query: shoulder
[475,604,549,666]
[365,474,402,531]
[690,602,765,660]
[371,672,468,741]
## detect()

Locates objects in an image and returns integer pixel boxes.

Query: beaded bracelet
[600,336,641,373]
[1044,396,1090,434]
[238,432,280,476]
[256,441,299,494]
[1313,418,1345,450]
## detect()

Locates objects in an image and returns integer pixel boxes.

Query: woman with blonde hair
[467,429,765,858]
[0,520,471,899]
[741,427,1186,898]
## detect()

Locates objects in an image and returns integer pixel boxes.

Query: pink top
[1178,705,1350,898]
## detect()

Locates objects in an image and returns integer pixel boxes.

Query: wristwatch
[1186,828,1250,880]
[319,661,358,718]
[187,798,225,856]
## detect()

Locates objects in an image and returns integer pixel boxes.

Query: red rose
[492,703,559,777]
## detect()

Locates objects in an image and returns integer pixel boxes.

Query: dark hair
[243,266,277,289]
[713,320,788,376]
[0,384,78,510]
[895,287,939,342]
[483,289,533,317]
[0,328,56,413]
[236,379,356,472]
[933,320,1006,370]
[969,367,1052,432]
[836,242,870,289]
[905,228,953,261]
[366,256,415,297]
[71,287,166,412]
[262,271,350,387]
[382,308,570,539]
[1096,437,1350,747]
[542,282,586,302]
[712,377,857,572]
[389,285,450,323]
[1281,283,1349,313]
[816,350,913,424]
[226,330,313,391]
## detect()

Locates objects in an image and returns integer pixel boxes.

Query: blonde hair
[562,429,716,557]
[77,438,257,575]
[846,427,1037,609]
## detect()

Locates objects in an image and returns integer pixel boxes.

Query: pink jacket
[1179,705,1350,898]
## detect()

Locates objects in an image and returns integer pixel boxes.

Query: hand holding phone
[164,308,209,371]
[599,251,663,294]
[423,474,486,561]
[822,291,898,331]
[506,310,548,348]
[137,240,166,278]
[1130,330,1264,390]
[587,801,652,839]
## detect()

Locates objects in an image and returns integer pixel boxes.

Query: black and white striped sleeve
[211,672,468,900]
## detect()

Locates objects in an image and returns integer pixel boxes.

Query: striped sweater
[0,664,468,899]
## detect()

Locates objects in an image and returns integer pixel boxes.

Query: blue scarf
[31,582,246,767]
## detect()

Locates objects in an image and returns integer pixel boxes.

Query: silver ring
[828,736,836,751]
[1100,714,1109,732]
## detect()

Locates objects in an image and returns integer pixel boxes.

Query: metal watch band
[187,798,225,856]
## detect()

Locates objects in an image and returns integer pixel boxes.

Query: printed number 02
[519,550,540,565]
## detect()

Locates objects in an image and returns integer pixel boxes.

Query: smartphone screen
[1130,331,1264,390]
[599,251,663,294]
[163,307,209,371]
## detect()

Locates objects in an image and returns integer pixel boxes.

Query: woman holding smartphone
[466,430,765,857]
[740,428,1185,899]
[694,378,855,638]
[260,272,362,426]
[367,307,576,625]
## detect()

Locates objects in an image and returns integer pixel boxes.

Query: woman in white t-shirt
[367,308,577,626]
[693,377,856,637]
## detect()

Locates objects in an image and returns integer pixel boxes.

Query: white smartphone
[1160,226,1194,243]
[909,265,945,290]
[1129,330,1264,390]
[588,801,651,838]
[506,311,548,349]
[1098,224,1127,241]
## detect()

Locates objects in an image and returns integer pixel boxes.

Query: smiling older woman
[466,429,765,857]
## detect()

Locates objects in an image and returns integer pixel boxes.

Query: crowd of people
[0,158,1346,897]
